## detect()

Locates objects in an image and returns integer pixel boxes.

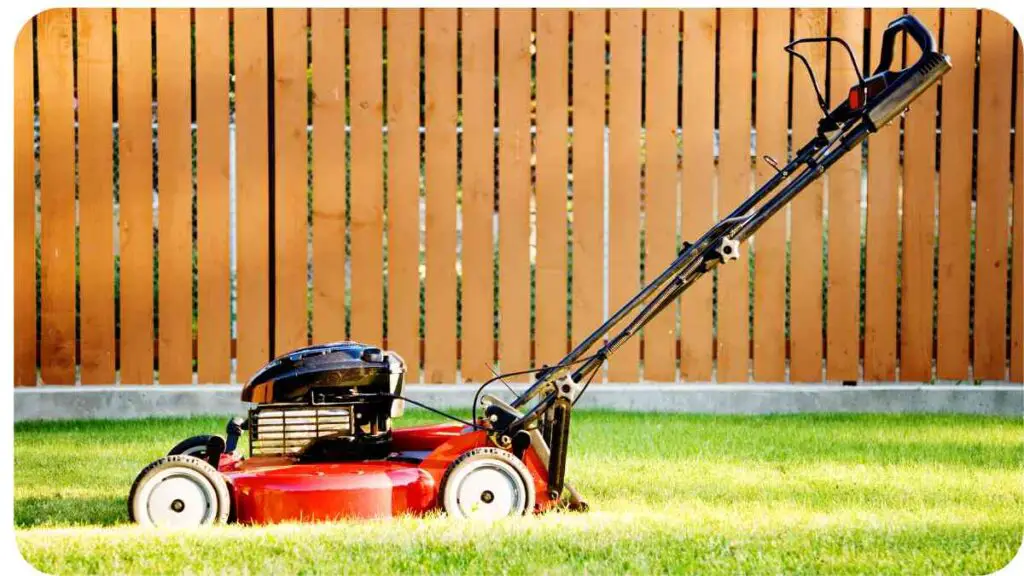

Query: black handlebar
[872,15,938,75]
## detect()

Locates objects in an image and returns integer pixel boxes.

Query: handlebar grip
[872,15,938,75]
[866,51,950,131]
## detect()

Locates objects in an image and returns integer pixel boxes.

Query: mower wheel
[168,435,219,459]
[129,455,231,528]
[440,447,535,520]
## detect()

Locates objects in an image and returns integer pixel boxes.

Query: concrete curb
[14,384,1023,421]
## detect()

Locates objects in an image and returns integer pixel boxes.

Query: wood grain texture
[534,9,570,369]
[1011,38,1024,383]
[76,9,116,384]
[899,9,939,382]
[863,7,904,381]
[117,8,155,383]
[14,19,36,386]
[973,9,1013,380]
[196,9,232,383]
[497,9,532,380]
[607,9,642,382]
[825,9,865,382]
[458,9,495,383]
[349,9,385,346]
[642,9,680,382]
[273,8,309,354]
[423,8,458,382]
[680,9,716,382]
[311,9,347,344]
[234,9,271,380]
[935,9,977,380]
[155,9,194,384]
[715,9,753,383]
[570,9,606,374]
[788,8,826,383]
[752,8,790,382]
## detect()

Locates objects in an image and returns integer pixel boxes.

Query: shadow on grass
[16,495,126,528]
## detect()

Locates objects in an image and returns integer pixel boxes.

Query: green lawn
[14,412,1024,574]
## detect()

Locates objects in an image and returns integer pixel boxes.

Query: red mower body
[217,423,556,523]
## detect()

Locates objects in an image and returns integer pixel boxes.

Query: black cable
[470,353,604,425]
[386,394,488,431]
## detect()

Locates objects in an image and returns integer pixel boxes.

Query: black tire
[128,455,231,527]
[439,447,536,519]
[168,435,219,459]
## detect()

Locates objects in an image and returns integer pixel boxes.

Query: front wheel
[168,435,218,459]
[439,447,535,520]
[128,455,231,527]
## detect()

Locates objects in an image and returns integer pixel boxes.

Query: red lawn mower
[129,16,949,527]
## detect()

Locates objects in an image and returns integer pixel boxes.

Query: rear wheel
[129,455,231,527]
[168,435,218,459]
[440,447,535,520]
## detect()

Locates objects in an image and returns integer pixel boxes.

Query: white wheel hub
[137,467,218,527]
[447,460,528,520]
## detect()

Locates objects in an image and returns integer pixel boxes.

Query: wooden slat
[715,9,753,383]
[570,9,606,373]
[273,8,309,354]
[788,8,826,383]
[311,9,346,344]
[349,9,385,347]
[825,9,865,382]
[77,10,116,384]
[234,9,271,379]
[497,9,532,380]
[423,8,458,382]
[117,9,155,383]
[459,9,495,383]
[196,9,232,383]
[863,7,903,381]
[899,8,940,382]
[37,9,77,384]
[973,9,1013,380]
[642,9,680,382]
[752,8,790,382]
[1012,39,1024,383]
[534,9,569,369]
[14,19,35,386]
[386,9,422,381]
[680,9,716,382]
[607,9,642,382]
[936,9,977,380]
[155,9,194,384]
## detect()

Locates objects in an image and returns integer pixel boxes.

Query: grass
[14,412,1024,574]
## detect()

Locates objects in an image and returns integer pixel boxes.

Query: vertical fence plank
[195,9,232,382]
[826,8,865,382]
[117,9,155,383]
[459,9,495,383]
[273,8,309,354]
[234,9,271,379]
[974,9,1013,380]
[37,9,77,384]
[424,8,458,382]
[863,7,903,381]
[753,8,790,382]
[77,10,115,384]
[716,9,753,383]
[788,8,826,383]
[643,9,680,382]
[349,9,385,346]
[155,9,194,384]
[311,8,346,344]
[570,9,606,369]
[387,9,422,381]
[498,9,532,379]
[680,9,716,382]
[14,20,36,386]
[936,9,976,380]
[1011,38,1023,383]
[899,8,940,382]
[535,9,570,368]
[607,9,642,382]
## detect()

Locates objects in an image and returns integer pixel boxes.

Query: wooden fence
[13,8,1023,386]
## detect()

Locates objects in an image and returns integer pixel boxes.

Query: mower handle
[872,15,936,76]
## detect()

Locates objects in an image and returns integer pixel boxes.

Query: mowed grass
[14,412,1024,574]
